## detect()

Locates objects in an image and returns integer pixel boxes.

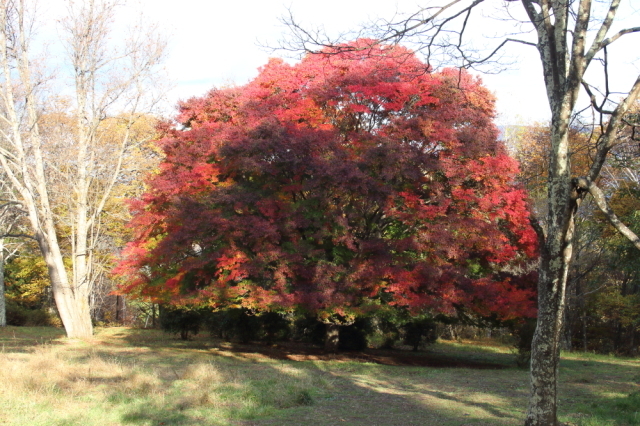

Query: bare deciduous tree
[0,0,166,338]
[0,177,28,327]
[280,1,640,425]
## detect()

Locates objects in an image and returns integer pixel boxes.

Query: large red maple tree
[115,40,538,332]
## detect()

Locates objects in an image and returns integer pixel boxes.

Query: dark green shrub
[5,300,58,326]
[227,308,260,343]
[23,308,51,326]
[6,300,28,326]
[259,311,291,343]
[402,317,437,351]
[159,305,203,340]
[205,308,260,343]
[339,318,370,351]
[367,310,402,349]
[204,310,226,339]
[291,315,325,345]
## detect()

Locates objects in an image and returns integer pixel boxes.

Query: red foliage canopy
[115,40,538,321]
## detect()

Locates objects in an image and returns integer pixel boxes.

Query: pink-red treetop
[115,40,538,321]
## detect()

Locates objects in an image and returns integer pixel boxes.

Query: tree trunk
[33,221,93,338]
[0,0,165,340]
[115,295,128,325]
[582,313,588,352]
[121,297,127,325]
[562,301,573,352]
[0,238,5,327]
[526,269,567,426]
[524,98,577,424]
[325,323,340,352]
[116,295,122,323]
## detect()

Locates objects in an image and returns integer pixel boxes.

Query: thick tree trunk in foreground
[520,0,640,422]
[526,256,570,425]
[35,230,93,337]
[0,238,5,327]
[525,152,576,426]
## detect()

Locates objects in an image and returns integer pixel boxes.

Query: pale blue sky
[44,0,640,125]
[139,0,553,124]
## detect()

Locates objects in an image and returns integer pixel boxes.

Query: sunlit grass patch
[559,391,640,426]
[0,331,329,425]
[1,327,638,426]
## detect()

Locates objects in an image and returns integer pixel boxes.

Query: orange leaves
[164,272,186,291]
[216,251,248,283]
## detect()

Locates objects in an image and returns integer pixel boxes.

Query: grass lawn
[0,326,638,426]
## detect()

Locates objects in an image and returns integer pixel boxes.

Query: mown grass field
[0,326,638,426]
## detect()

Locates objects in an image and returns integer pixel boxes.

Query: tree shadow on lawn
[88,341,640,426]
[101,333,524,426]
[151,337,513,369]
[4,327,635,426]
[232,359,527,426]
[79,336,640,426]
[112,357,523,426]
[112,327,638,371]
[200,340,529,425]
[235,354,639,426]
[104,331,624,425]
[163,339,639,426]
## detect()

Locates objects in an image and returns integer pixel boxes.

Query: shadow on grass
[120,403,208,426]
[86,330,522,426]
[4,327,638,426]
[231,360,525,426]
[108,327,637,374]
[100,351,638,426]
[96,330,529,425]
[423,389,514,419]
[113,327,513,369]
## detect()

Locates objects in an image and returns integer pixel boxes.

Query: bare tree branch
[0,0,167,338]
[581,80,615,115]
[588,74,640,181]
[0,232,35,240]
[573,177,640,251]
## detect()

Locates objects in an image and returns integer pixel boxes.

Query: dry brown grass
[0,327,325,425]
[1,326,637,426]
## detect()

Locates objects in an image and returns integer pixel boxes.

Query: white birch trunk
[0,0,165,338]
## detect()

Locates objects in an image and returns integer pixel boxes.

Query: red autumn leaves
[115,40,538,321]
